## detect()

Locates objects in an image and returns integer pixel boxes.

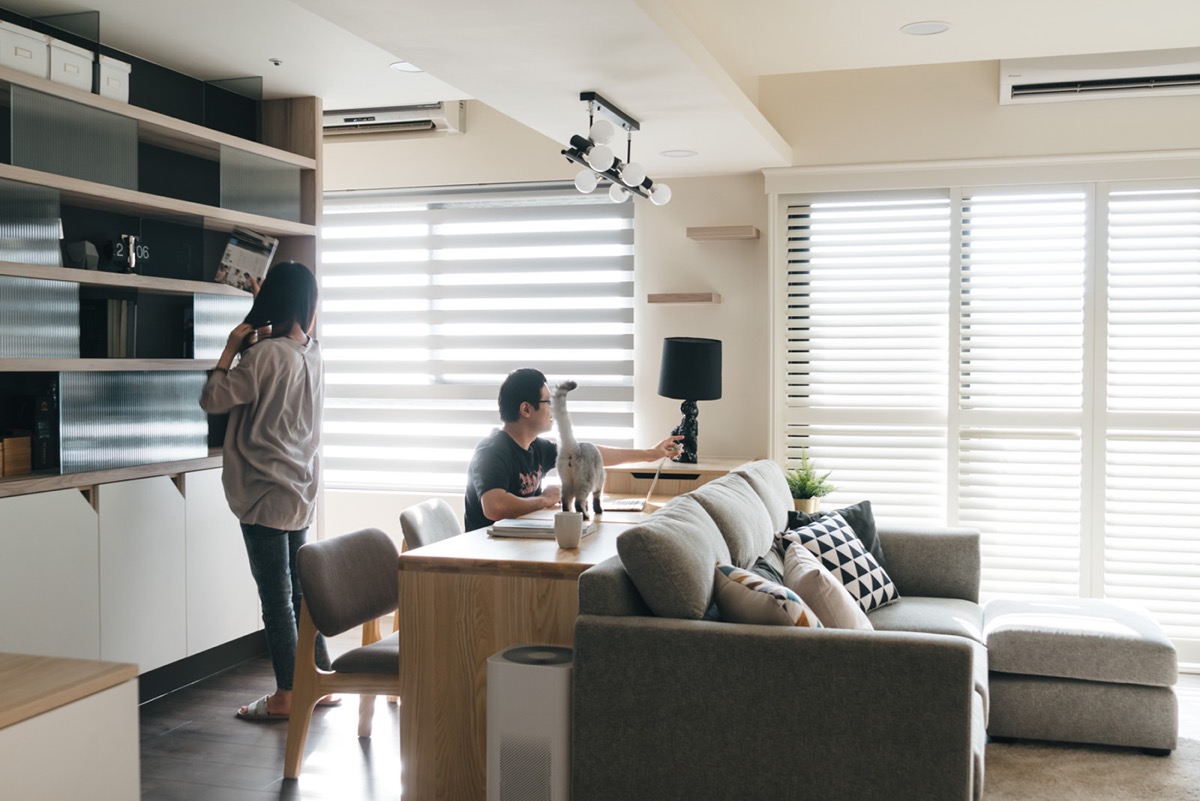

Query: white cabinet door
[184,469,260,654]
[0,489,100,659]
[98,476,187,672]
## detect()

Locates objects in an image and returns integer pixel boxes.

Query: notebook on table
[488,517,599,539]
[603,457,665,512]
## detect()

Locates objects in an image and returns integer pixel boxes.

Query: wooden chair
[284,527,401,778]
[399,498,463,549]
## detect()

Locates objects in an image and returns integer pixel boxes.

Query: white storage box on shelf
[49,37,94,91]
[98,54,130,101]
[0,21,49,78]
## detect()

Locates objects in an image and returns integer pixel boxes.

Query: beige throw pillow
[783,545,873,630]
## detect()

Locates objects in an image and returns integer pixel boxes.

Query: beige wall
[321,64,1200,535]
[759,60,1200,167]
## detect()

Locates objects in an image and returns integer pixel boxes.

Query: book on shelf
[213,228,279,291]
[487,517,599,539]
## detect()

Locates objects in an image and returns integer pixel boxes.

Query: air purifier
[486,644,573,801]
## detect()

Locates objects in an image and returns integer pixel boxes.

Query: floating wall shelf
[686,225,759,241]
[646,292,721,304]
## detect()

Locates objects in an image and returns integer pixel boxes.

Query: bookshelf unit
[0,61,321,496]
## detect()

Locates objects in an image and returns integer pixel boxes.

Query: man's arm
[597,435,683,467]
[480,485,562,521]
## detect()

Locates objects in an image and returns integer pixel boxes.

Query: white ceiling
[5,1,1200,177]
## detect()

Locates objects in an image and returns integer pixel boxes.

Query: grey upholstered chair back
[399,498,462,549]
[297,527,399,638]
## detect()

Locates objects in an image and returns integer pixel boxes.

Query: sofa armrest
[571,614,978,801]
[878,524,980,603]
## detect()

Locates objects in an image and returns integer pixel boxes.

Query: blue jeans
[241,523,331,690]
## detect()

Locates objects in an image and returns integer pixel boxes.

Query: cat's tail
[552,380,579,449]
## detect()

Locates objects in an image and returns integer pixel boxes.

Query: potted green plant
[785,450,835,514]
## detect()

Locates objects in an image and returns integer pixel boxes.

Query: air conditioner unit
[1000,47,1200,104]
[322,101,464,135]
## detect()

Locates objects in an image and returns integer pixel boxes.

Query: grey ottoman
[983,598,1178,754]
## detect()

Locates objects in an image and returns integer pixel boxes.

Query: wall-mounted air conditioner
[322,101,465,135]
[1000,47,1200,104]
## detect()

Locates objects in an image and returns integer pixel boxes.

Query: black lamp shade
[658,337,722,401]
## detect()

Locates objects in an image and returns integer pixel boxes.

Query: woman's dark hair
[498,367,547,422]
[244,261,318,337]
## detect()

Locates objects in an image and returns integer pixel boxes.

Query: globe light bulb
[589,118,617,145]
[608,183,631,203]
[586,144,615,172]
[620,162,646,188]
[649,183,672,206]
[574,169,599,194]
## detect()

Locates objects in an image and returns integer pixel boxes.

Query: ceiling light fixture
[660,149,698,158]
[561,91,672,206]
[389,60,424,73]
[900,20,951,36]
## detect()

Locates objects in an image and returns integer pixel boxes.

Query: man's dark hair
[244,261,318,337]
[498,368,547,423]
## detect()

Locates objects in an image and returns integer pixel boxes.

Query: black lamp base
[671,399,699,464]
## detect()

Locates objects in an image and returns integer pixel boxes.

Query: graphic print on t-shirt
[518,468,542,496]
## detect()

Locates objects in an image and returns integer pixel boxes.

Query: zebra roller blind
[319,183,635,492]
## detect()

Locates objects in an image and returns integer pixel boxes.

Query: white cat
[552,380,605,518]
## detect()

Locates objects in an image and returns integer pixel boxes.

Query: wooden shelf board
[686,225,760,241]
[0,63,316,170]
[647,292,722,304]
[0,451,223,499]
[0,359,218,372]
[0,262,250,297]
[0,164,316,239]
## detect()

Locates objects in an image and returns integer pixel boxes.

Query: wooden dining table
[396,507,651,801]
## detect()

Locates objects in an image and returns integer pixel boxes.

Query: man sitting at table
[464,367,682,532]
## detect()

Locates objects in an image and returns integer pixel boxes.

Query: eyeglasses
[530,398,552,407]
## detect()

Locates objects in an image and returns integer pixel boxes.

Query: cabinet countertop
[0,652,137,730]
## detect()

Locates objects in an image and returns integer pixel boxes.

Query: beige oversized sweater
[199,336,323,531]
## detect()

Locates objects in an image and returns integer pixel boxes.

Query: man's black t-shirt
[463,429,558,532]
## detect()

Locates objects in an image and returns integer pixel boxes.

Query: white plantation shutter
[319,183,634,492]
[1105,187,1200,645]
[958,190,1088,599]
[781,180,1200,661]
[783,195,950,524]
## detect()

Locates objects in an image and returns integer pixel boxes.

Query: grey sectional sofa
[570,459,989,801]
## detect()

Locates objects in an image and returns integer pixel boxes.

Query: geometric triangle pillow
[713,563,823,628]
[781,512,900,614]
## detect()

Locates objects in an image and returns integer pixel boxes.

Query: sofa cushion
[782,512,899,614]
[867,596,984,644]
[983,598,1178,687]
[732,459,792,533]
[713,563,822,627]
[782,543,872,630]
[616,494,730,620]
[690,473,775,568]
[788,499,886,568]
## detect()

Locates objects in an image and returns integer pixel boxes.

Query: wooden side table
[603,456,756,498]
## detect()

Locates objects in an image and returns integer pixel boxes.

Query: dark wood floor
[138,649,400,801]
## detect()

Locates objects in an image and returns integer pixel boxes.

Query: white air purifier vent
[487,644,573,801]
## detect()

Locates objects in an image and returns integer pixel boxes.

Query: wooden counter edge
[0,653,138,730]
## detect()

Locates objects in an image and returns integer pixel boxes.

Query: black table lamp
[658,337,722,464]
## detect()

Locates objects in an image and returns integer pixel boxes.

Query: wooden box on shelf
[0,433,31,477]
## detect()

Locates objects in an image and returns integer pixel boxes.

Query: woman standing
[200,261,332,720]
